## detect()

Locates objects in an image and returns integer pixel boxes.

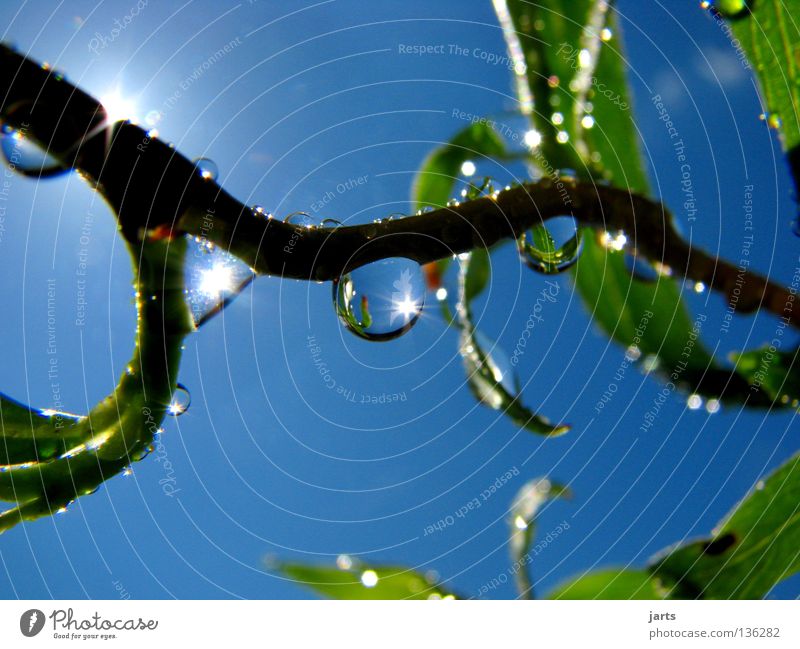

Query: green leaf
[731,346,800,406]
[273,560,457,600]
[464,246,491,304]
[412,122,507,212]
[549,569,664,600]
[717,0,800,191]
[456,253,568,436]
[509,478,571,598]
[0,394,86,464]
[650,451,800,599]
[551,451,800,599]
[0,231,193,532]
[495,1,782,409]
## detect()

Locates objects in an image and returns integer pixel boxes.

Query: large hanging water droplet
[333,257,425,341]
[184,235,255,327]
[194,157,218,181]
[518,216,582,274]
[1,125,70,178]
[166,383,191,417]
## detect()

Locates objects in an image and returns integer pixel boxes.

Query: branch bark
[2,42,797,327]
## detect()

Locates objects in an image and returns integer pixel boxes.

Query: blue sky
[1,0,798,599]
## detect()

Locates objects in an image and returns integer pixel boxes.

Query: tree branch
[2,42,797,327]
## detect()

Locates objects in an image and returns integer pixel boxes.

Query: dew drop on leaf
[1,125,70,178]
[713,0,751,19]
[184,235,255,327]
[194,157,218,181]
[333,257,425,341]
[166,383,191,417]
[518,216,582,274]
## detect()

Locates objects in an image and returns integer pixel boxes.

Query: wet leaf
[0,394,86,464]
[715,0,800,193]
[509,478,571,598]
[0,234,193,533]
[273,560,457,600]
[456,253,568,436]
[551,452,800,599]
[549,569,663,600]
[412,122,507,212]
[650,451,800,599]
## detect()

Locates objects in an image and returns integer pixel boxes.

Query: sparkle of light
[600,230,627,251]
[100,89,137,123]
[524,129,542,148]
[393,294,419,322]
[460,160,476,177]
[514,515,528,530]
[360,570,379,588]
[687,394,703,410]
[435,287,448,301]
[581,115,595,129]
[198,263,235,297]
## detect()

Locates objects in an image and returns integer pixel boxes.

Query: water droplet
[145,110,162,126]
[252,205,273,219]
[581,115,595,129]
[1,126,70,178]
[283,211,337,229]
[625,344,642,361]
[767,113,782,129]
[600,230,628,251]
[460,160,476,177]
[132,445,152,461]
[518,216,582,274]
[551,112,564,125]
[184,234,256,327]
[705,398,721,414]
[687,394,703,410]
[336,555,353,570]
[600,27,613,41]
[435,287,448,301]
[166,383,191,416]
[642,354,660,372]
[194,157,218,181]
[556,131,570,144]
[524,129,542,148]
[712,0,751,19]
[360,570,379,588]
[755,479,765,491]
[333,258,425,341]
